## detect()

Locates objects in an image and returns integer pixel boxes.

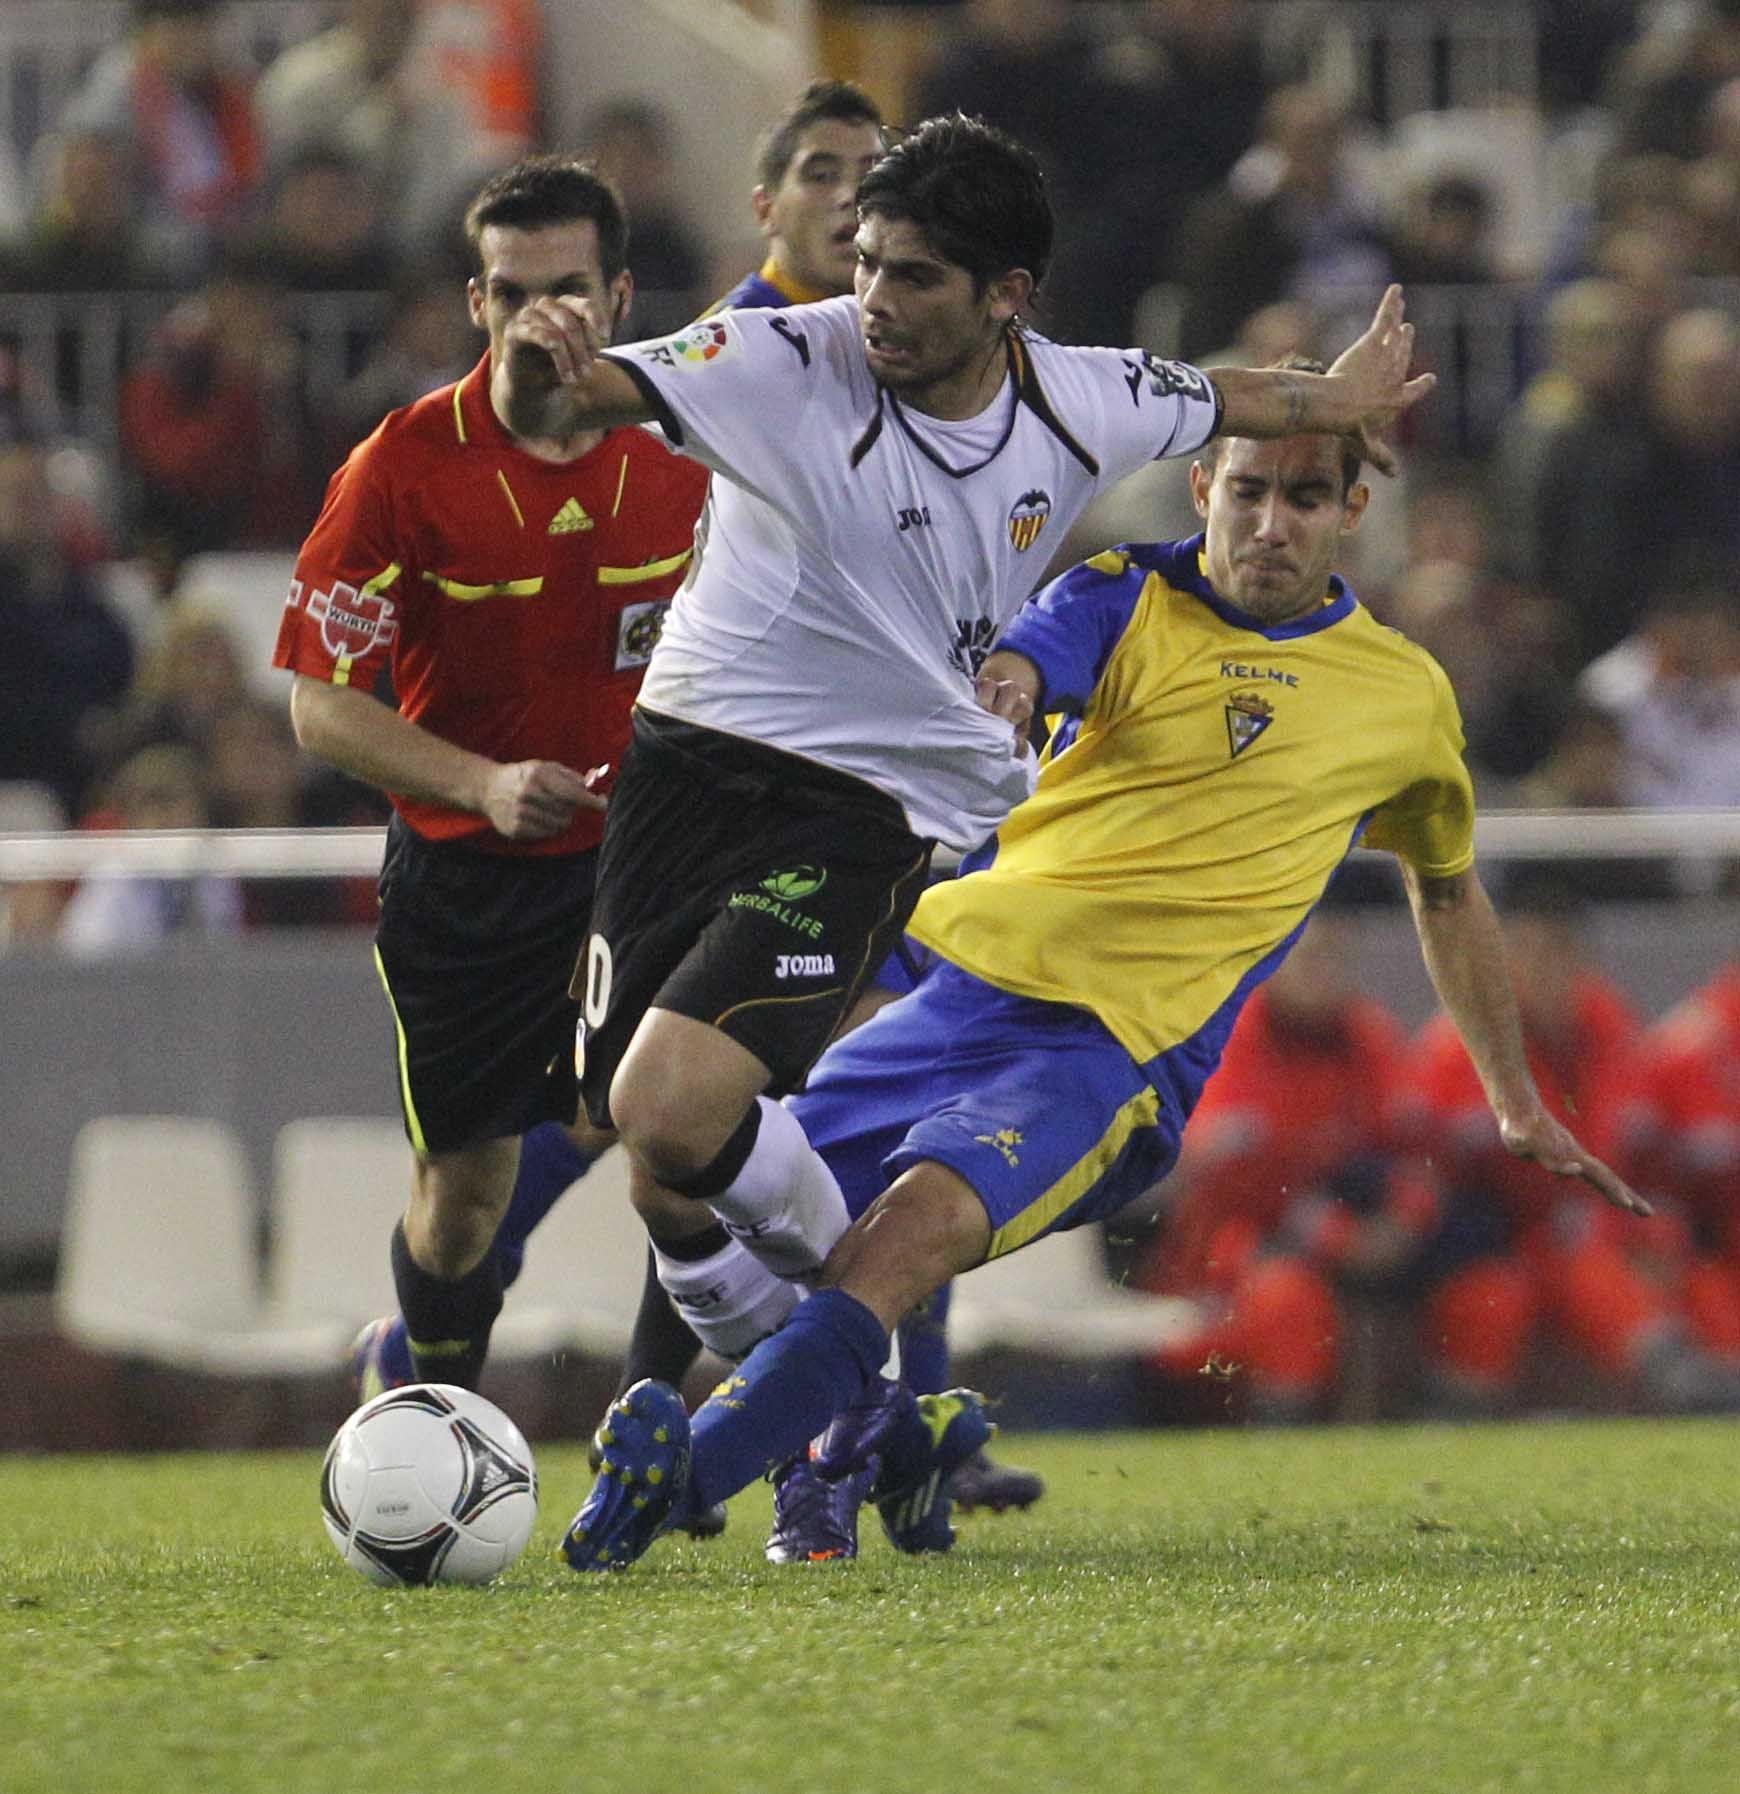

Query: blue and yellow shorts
[789,959,1183,1259]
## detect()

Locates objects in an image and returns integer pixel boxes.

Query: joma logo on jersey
[1226,688,1275,757]
[775,953,836,979]
[897,505,932,532]
[1007,489,1052,552]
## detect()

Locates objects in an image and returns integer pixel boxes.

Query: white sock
[652,1235,801,1361]
[705,1095,851,1281]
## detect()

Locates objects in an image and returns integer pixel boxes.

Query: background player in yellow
[560,359,1649,1571]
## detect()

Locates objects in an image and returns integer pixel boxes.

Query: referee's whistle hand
[482,759,603,840]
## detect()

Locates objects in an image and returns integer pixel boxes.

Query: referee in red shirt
[275,158,708,1392]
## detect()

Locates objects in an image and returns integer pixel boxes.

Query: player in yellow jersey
[561,358,1648,1571]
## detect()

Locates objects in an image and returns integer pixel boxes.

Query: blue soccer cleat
[764,1451,879,1564]
[562,1379,691,1572]
[808,1374,908,1480]
[871,1387,995,1555]
[348,1315,414,1405]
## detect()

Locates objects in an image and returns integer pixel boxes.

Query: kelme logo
[760,866,827,901]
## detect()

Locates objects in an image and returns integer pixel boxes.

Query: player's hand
[480,759,605,840]
[1325,285,1436,476]
[974,673,1035,754]
[1497,1107,1652,1217]
[503,295,608,390]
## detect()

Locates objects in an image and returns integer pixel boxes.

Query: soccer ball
[320,1384,538,1586]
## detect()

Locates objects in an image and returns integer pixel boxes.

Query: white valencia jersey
[605,296,1220,847]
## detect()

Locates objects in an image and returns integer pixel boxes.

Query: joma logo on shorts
[776,953,836,979]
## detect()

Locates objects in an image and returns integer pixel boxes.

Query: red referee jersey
[273,353,710,855]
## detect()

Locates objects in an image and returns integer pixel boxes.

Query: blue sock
[688,1289,889,1512]
[898,1280,953,1395]
[497,1122,593,1289]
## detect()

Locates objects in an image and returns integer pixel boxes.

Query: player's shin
[691,1095,851,1280]
[688,1288,889,1511]
[651,1229,802,1360]
[390,1219,504,1389]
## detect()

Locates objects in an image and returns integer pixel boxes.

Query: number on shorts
[582,933,613,1029]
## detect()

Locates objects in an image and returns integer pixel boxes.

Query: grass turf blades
[2,1420,1737,1794]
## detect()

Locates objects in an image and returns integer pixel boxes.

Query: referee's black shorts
[374,816,594,1155]
[573,710,932,1129]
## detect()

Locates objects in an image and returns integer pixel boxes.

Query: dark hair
[855,113,1052,294]
[1197,353,1364,494]
[756,80,883,191]
[464,156,629,284]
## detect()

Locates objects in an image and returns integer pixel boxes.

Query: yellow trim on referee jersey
[596,549,692,585]
[331,561,403,688]
[985,1084,1162,1259]
[611,452,629,517]
[373,944,428,1155]
[422,572,545,600]
[451,382,467,444]
[496,468,525,529]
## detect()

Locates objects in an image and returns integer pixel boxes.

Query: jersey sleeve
[996,548,1150,713]
[272,432,410,693]
[1069,347,1223,488]
[600,306,827,488]
[1362,655,1477,878]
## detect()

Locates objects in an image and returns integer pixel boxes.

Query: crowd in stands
[0,0,1736,1420]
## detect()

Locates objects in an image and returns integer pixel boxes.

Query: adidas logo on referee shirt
[548,498,593,534]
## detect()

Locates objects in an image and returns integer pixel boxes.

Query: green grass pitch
[2,1419,1737,1794]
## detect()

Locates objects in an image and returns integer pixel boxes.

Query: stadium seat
[490,1145,648,1360]
[263,1117,406,1337]
[946,1225,1199,1359]
[56,1115,341,1374]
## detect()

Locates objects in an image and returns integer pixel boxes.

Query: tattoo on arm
[1280,373,1308,432]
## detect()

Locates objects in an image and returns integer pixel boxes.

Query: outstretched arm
[1401,861,1649,1215]
[1212,285,1435,475]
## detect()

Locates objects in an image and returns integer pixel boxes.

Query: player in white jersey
[498,114,1433,1354]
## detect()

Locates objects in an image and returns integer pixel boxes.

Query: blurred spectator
[1489,278,1638,586]
[0,423,136,817]
[582,99,707,336]
[118,248,320,563]
[331,263,475,454]
[1611,0,1740,163]
[1,130,179,291]
[1379,473,1569,784]
[1173,86,1391,361]
[254,0,491,265]
[240,149,381,291]
[1539,0,1641,116]
[57,0,262,282]
[1139,906,1456,1421]
[415,0,543,157]
[1608,960,1740,1358]
[1386,171,1499,286]
[90,603,250,775]
[1395,870,1740,1413]
[56,743,243,956]
[1579,556,1740,809]
[1530,303,1740,670]
[204,696,383,925]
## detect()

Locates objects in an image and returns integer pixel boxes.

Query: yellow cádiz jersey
[909,536,1475,1089]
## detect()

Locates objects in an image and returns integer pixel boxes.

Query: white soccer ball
[320,1384,538,1586]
